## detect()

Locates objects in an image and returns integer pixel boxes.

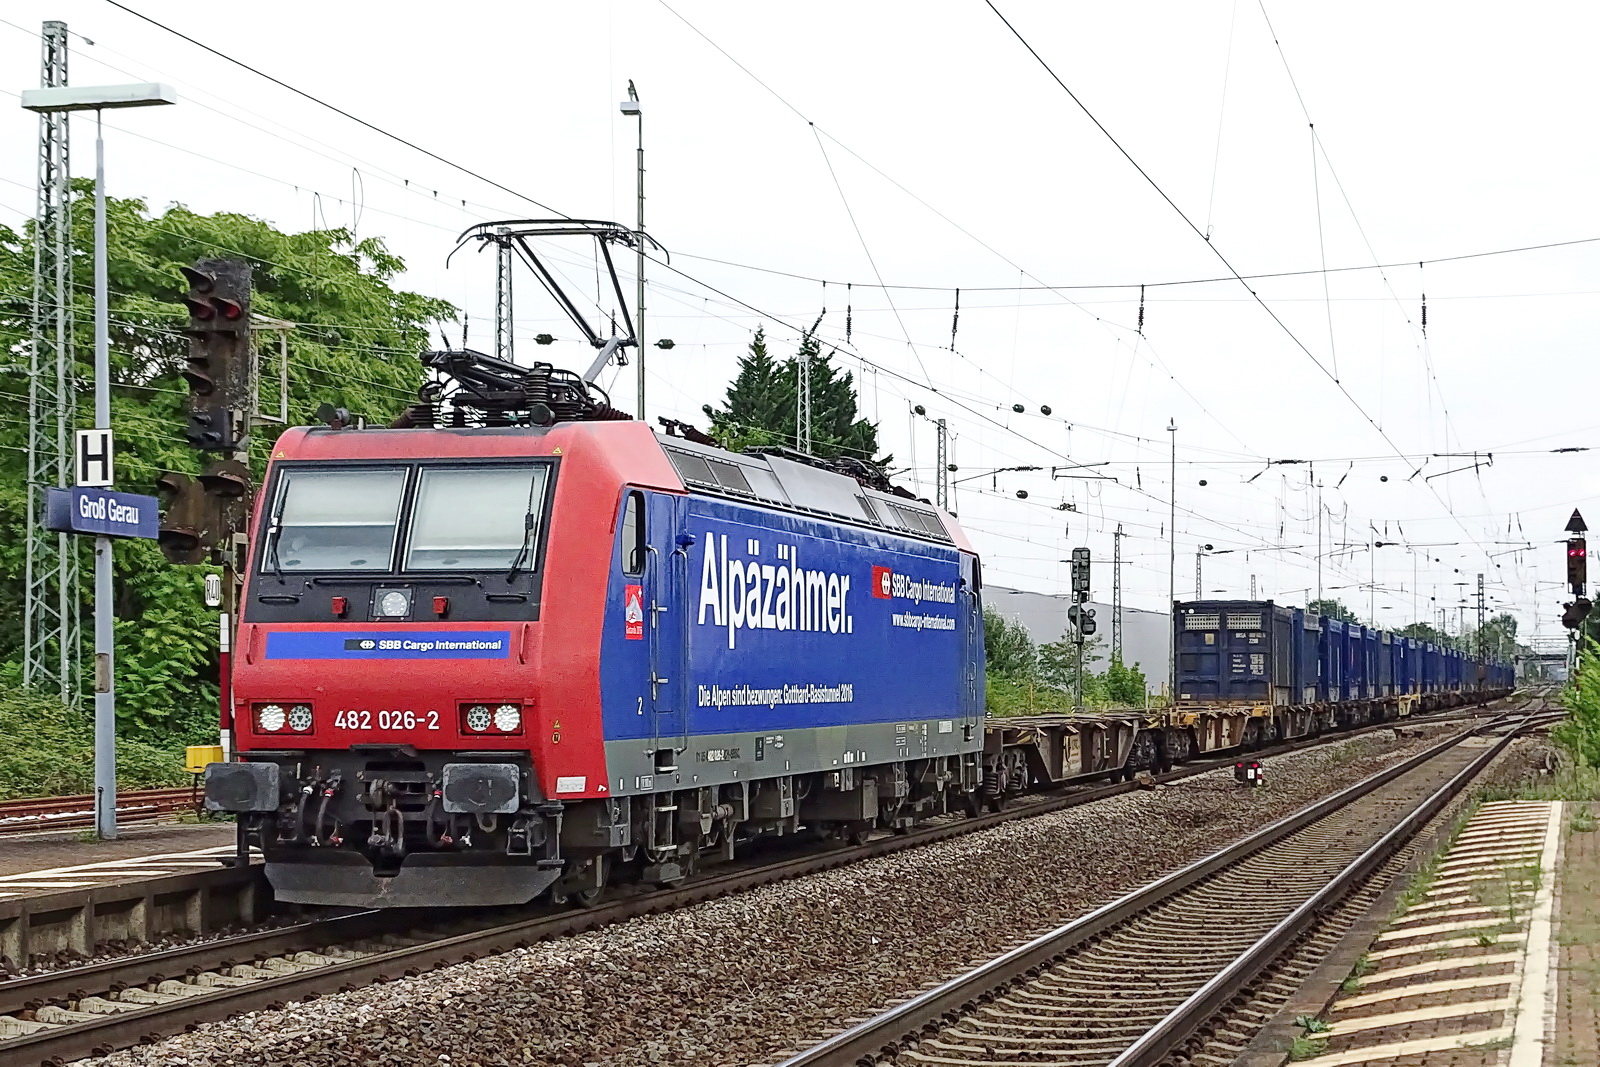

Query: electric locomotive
[205,353,986,907]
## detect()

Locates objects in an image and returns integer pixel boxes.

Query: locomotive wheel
[564,857,610,909]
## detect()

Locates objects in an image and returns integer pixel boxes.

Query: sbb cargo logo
[872,565,893,598]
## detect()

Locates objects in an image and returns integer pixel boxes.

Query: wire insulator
[1137,283,1146,335]
[950,288,961,349]
[846,282,852,343]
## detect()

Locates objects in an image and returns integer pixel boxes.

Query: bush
[0,686,189,800]
[1554,639,1600,767]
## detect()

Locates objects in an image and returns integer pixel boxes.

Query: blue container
[1173,600,1294,705]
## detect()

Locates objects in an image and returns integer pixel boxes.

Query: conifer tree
[702,327,887,464]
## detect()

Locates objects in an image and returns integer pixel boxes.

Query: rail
[0,786,201,835]
[775,709,1551,1067]
[0,696,1538,1063]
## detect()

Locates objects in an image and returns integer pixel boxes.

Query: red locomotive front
[210,418,679,906]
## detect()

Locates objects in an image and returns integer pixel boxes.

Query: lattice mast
[494,227,513,362]
[1112,524,1124,661]
[23,19,79,703]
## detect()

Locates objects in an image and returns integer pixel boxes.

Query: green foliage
[702,327,887,464]
[1103,655,1149,707]
[1553,638,1600,767]
[1307,598,1361,624]
[0,184,453,764]
[1037,632,1101,689]
[1460,612,1520,661]
[983,607,1037,678]
[1397,621,1450,644]
[0,687,186,799]
[982,608,1147,712]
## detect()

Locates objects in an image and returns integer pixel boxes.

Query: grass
[1481,763,1600,803]
[1572,802,1597,833]
[1340,954,1375,993]
[1287,1035,1330,1061]
[1391,799,1481,919]
[1460,1035,1516,1051]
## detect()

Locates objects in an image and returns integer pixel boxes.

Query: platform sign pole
[91,114,117,840]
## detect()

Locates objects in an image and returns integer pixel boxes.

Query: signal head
[180,265,216,293]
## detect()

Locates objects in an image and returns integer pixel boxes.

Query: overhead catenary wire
[979,0,1517,590]
[98,0,569,219]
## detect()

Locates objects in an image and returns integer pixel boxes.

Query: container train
[202,351,1511,908]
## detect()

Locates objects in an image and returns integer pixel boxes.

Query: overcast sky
[4,1,1595,650]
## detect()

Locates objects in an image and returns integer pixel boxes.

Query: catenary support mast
[24,19,79,704]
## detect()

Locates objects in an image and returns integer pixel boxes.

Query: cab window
[621,492,645,575]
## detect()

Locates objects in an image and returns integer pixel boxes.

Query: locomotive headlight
[464,704,492,732]
[287,704,314,732]
[377,589,411,618]
[255,704,287,733]
[493,704,522,732]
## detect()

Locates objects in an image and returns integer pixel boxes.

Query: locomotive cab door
[960,552,984,734]
[644,492,690,772]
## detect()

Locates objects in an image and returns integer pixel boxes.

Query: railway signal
[160,260,254,564]
[1567,538,1587,591]
[180,260,251,451]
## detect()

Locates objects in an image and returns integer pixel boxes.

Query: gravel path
[94,723,1501,1067]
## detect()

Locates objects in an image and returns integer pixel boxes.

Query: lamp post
[21,82,177,839]
[1167,418,1176,702]
[620,82,644,419]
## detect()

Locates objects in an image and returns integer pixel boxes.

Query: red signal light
[215,297,244,321]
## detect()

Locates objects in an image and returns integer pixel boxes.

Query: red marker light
[433,596,449,617]
[331,596,347,617]
[214,298,244,321]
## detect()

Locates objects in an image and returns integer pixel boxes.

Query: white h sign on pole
[75,428,114,487]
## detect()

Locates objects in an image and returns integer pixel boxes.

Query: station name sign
[45,486,159,540]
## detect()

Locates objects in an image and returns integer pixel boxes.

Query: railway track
[0,787,201,836]
[771,708,1559,1067]
[0,695,1541,1064]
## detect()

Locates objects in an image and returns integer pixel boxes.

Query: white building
[985,586,1170,696]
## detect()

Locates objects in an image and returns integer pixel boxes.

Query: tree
[1397,621,1451,645]
[0,184,453,753]
[1103,655,1149,707]
[983,607,1036,678]
[1463,613,1521,661]
[1307,598,1361,624]
[1037,631,1105,695]
[703,328,886,464]
[699,328,790,452]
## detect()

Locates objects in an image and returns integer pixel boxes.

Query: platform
[0,824,265,966]
[1290,800,1563,1066]
[0,821,237,881]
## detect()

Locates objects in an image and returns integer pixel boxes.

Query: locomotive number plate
[334,709,440,731]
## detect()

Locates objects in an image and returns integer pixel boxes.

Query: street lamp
[22,82,177,840]
[619,81,644,419]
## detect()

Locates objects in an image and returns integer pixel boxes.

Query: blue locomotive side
[596,479,985,801]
